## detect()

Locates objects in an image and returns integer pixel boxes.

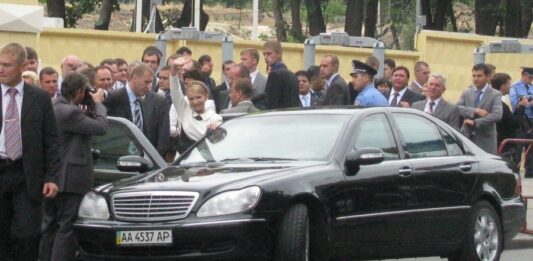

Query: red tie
[4,88,22,160]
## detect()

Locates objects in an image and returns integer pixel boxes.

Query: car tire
[449,201,503,261]
[274,203,311,261]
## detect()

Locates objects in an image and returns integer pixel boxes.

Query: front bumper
[73,218,273,260]
[501,195,527,247]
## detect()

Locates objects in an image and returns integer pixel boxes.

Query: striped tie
[5,88,22,160]
[133,99,143,130]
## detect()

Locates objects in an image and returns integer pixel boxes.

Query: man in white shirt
[387,66,424,107]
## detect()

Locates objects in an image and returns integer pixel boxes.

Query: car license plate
[116,230,172,246]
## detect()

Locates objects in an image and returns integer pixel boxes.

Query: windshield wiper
[220,157,297,162]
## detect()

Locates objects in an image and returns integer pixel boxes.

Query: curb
[506,234,533,250]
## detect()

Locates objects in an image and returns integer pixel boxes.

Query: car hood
[103,161,327,195]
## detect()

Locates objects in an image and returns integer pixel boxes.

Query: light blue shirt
[509,80,533,118]
[126,83,143,123]
[354,84,389,107]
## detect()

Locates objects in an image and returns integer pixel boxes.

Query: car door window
[91,123,143,170]
[440,127,464,156]
[354,113,399,160]
[393,113,447,158]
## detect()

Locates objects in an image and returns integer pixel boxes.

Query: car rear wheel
[449,201,502,261]
[274,203,310,261]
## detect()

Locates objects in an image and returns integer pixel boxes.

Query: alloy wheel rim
[474,212,499,261]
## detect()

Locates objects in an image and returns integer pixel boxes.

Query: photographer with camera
[509,67,533,178]
[39,72,108,261]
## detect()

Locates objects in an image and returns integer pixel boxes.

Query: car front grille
[111,191,199,222]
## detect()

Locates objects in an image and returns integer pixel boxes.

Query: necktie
[390,92,399,107]
[5,88,22,160]
[475,90,482,107]
[133,99,143,130]
[301,96,309,107]
[429,101,435,114]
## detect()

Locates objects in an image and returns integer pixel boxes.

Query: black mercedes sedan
[73,108,526,261]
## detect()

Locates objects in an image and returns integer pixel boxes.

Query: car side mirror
[116,156,153,173]
[345,147,385,176]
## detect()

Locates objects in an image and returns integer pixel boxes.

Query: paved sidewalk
[508,177,533,249]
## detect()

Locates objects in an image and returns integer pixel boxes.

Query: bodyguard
[351,60,388,107]
[39,72,108,261]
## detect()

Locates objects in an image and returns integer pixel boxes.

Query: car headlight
[197,186,261,217]
[78,191,110,220]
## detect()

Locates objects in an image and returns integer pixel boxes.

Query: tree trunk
[272,0,288,41]
[47,0,66,26]
[290,0,305,42]
[448,0,458,32]
[95,0,113,30]
[521,0,533,37]
[433,0,451,30]
[391,23,401,49]
[421,0,433,29]
[305,0,326,36]
[345,0,364,36]
[474,0,500,35]
[505,0,522,37]
[364,0,378,37]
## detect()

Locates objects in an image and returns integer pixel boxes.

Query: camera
[81,87,107,118]
[519,95,533,102]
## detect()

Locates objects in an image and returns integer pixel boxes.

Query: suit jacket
[252,72,267,110]
[221,101,259,113]
[0,83,60,202]
[497,101,521,145]
[216,90,230,113]
[322,74,351,105]
[142,91,171,155]
[214,82,229,112]
[104,88,170,155]
[408,81,422,94]
[299,94,321,108]
[265,62,300,109]
[387,88,425,106]
[412,98,460,130]
[53,96,108,194]
[457,86,503,154]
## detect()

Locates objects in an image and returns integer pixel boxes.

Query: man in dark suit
[262,40,300,109]
[213,60,234,112]
[39,72,108,261]
[216,64,250,112]
[387,66,424,107]
[296,70,321,107]
[0,43,59,261]
[105,64,170,156]
[221,78,259,113]
[411,74,460,130]
[320,54,351,105]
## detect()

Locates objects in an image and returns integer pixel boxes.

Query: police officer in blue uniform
[509,67,533,177]
[351,60,389,107]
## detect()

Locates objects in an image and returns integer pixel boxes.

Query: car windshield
[176,114,351,165]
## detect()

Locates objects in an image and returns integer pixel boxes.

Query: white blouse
[169,76,222,141]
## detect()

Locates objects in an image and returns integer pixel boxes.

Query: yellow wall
[416,30,533,101]
[4,27,532,103]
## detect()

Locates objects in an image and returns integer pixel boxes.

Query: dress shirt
[299,93,311,107]
[169,76,222,141]
[325,73,339,89]
[509,80,533,118]
[0,81,24,158]
[250,69,259,84]
[125,84,143,125]
[413,80,422,89]
[474,84,490,105]
[113,81,125,90]
[388,87,407,106]
[424,97,441,113]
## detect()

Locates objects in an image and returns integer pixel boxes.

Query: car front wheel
[274,203,310,261]
[450,201,503,261]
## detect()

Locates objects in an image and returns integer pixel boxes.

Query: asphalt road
[381,248,533,260]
